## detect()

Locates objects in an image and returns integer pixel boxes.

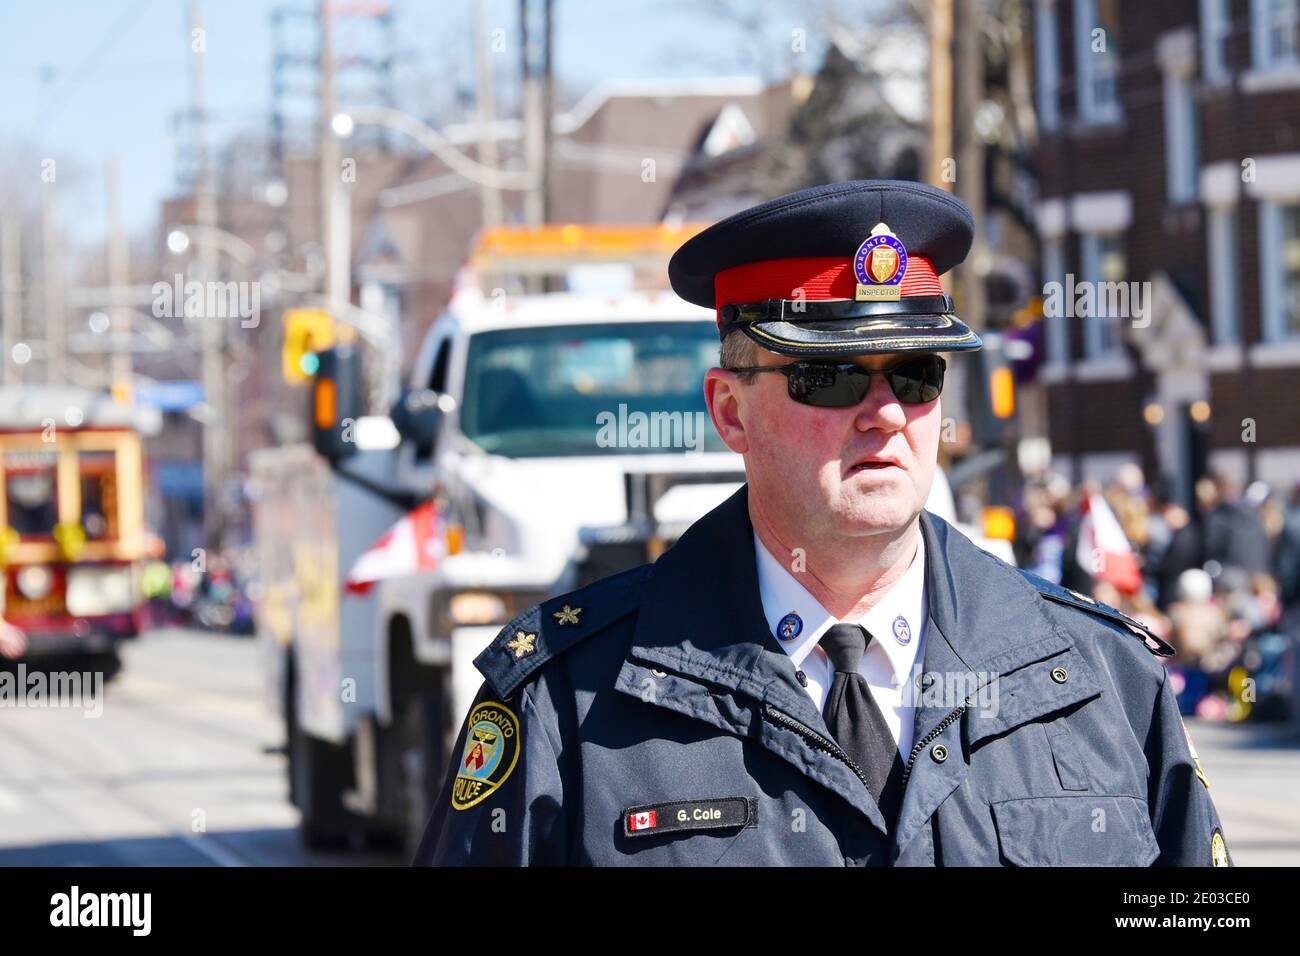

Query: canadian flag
[345,500,444,596]
[1076,490,1143,596]
[628,810,657,832]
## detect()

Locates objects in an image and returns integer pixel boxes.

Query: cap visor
[739,312,982,357]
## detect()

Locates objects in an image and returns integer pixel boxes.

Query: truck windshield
[461,321,727,457]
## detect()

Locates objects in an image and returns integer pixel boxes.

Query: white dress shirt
[754,528,928,759]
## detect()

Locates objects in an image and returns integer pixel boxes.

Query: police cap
[668,179,982,357]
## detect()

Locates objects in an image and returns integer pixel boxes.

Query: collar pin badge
[892,614,912,645]
[777,611,803,642]
[853,222,908,302]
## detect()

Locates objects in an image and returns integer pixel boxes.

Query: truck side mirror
[391,389,449,458]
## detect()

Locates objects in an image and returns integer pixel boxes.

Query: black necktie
[818,622,906,831]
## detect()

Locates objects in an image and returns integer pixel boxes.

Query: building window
[1081,232,1126,358]
[1035,0,1061,132]
[1201,0,1232,83]
[1288,205,1300,333]
[1075,0,1122,123]
[1252,0,1300,70]
[1260,200,1300,340]
[1042,238,1068,363]
[1163,62,1199,203]
[1207,207,1240,345]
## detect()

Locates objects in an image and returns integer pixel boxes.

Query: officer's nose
[853,372,908,433]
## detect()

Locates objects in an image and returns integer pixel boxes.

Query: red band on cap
[714,255,943,324]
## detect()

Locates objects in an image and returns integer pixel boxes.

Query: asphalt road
[0,627,399,866]
[0,626,1295,866]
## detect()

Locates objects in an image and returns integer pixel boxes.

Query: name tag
[623,797,756,838]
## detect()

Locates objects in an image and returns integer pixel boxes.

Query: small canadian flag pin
[629,810,657,832]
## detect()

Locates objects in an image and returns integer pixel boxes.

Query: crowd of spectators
[1014,465,1299,721]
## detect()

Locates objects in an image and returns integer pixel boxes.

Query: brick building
[1029,0,1300,503]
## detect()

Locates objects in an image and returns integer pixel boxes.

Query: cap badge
[853,222,908,302]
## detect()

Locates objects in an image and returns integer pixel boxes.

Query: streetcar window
[4,451,59,537]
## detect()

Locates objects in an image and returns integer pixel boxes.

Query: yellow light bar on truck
[470,223,708,274]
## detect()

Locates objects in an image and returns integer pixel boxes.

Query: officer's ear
[704,367,750,455]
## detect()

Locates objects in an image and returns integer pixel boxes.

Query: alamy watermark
[152,273,260,328]
[50,886,150,936]
[596,404,709,453]
[1043,273,1151,328]
[0,664,104,718]
[902,669,1001,716]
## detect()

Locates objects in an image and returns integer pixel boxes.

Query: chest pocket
[991,795,1160,866]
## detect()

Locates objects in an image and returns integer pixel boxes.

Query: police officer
[414,180,1231,867]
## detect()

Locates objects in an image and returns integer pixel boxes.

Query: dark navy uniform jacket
[414,485,1231,866]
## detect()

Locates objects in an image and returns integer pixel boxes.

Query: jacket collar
[628,484,817,725]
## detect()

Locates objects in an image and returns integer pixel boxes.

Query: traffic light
[311,344,362,461]
[282,309,335,385]
[967,336,1017,448]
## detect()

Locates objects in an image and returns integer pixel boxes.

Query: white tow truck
[254,225,753,853]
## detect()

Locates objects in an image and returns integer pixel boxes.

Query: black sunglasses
[726,355,946,408]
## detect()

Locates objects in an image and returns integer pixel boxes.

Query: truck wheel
[397,691,446,859]
[289,716,355,850]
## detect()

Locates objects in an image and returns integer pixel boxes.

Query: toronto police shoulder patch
[451,700,521,811]
[1211,828,1231,867]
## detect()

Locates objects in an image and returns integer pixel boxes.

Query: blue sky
[0,0,816,245]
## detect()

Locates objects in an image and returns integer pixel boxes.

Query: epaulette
[1015,568,1175,658]
[474,563,653,698]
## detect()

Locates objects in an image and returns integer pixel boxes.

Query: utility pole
[42,185,65,385]
[1228,28,1255,486]
[520,0,544,228]
[106,157,134,400]
[319,0,362,407]
[1,221,20,386]
[191,0,228,550]
[928,0,953,188]
[320,0,348,310]
[474,0,503,227]
[953,0,987,334]
[541,0,554,225]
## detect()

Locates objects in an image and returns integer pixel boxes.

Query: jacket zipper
[900,705,966,788]
[762,703,873,793]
